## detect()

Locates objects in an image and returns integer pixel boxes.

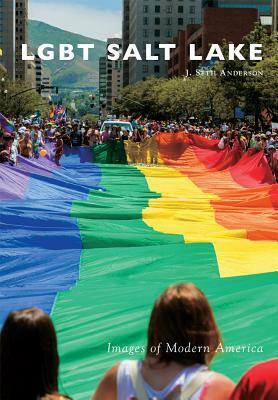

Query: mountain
[28,20,106,88]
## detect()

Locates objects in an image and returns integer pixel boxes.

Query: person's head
[0,308,59,400]
[146,283,221,366]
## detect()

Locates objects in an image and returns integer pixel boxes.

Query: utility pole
[273,0,278,33]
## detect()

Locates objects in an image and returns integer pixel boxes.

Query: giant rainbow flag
[0,133,277,399]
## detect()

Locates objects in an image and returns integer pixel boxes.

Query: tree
[0,72,48,118]
[214,24,278,130]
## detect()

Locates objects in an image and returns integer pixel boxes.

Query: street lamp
[1,77,8,98]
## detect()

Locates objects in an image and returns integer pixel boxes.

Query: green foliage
[80,114,99,123]
[115,24,277,125]
[0,73,49,118]
[214,24,278,125]
[115,75,234,120]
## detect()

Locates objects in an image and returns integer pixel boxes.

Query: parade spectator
[10,134,20,165]
[101,127,110,143]
[87,129,100,146]
[121,130,129,141]
[0,307,71,400]
[0,133,12,163]
[19,130,33,158]
[92,283,235,400]
[32,131,41,158]
[54,133,64,166]
[230,359,278,400]
[70,124,82,146]
[218,133,228,150]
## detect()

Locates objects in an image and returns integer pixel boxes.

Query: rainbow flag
[0,112,14,134]
[0,135,277,399]
[54,104,67,121]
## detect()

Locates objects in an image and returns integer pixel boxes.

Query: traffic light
[56,87,59,94]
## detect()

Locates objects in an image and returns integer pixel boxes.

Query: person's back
[230,359,278,400]
[92,283,235,400]
[0,307,71,400]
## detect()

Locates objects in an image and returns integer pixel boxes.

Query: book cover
[0,1,277,400]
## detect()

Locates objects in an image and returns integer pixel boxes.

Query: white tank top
[117,361,210,400]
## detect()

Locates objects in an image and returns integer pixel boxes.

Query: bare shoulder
[91,363,119,400]
[204,372,235,400]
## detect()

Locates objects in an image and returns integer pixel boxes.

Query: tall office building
[26,53,36,87]
[122,0,130,87]
[34,54,42,90]
[123,0,202,85]
[15,0,28,81]
[106,38,123,114]
[202,0,271,16]
[41,68,52,99]
[273,0,278,32]
[99,56,107,117]
[0,0,15,79]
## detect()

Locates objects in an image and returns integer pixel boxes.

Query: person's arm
[203,372,235,400]
[92,364,119,400]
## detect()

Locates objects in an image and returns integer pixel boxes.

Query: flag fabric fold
[0,133,277,399]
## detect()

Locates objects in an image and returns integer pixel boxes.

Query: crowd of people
[1,116,277,399]
[0,283,277,400]
[0,117,277,179]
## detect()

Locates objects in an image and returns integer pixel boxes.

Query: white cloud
[29,2,122,41]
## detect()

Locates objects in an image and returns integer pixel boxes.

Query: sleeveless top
[117,361,211,400]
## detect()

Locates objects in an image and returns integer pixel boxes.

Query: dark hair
[0,308,60,400]
[147,283,221,366]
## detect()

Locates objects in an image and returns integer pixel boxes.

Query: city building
[0,0,15,79]
[122,0,130,87]
[123,0,202,85]
[99,56,107,117]
[26,54,36,87]
[273,0,278,32]
[15,0,29,81]
[168,7,259,77]
[106,38,123,114]
[34,54,42,90]
[202,0,271,16]
[41,69,52,99]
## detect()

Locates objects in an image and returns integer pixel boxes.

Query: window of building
[143,29,149,37]
[178,6,184,13]
[166,30,173,38]
[166,6,172,14]
[190,6,196,14]
[143,17,149,25]
[143,64,149,73]
[189,18,195,24]
[154,29,160,37]
[155,5,160,13]
[154,65,160,74]
[143,5,148,13]
[166,17,172,25]
[178,18,184,25]
[154,41,160,49]
[155,17,160,25]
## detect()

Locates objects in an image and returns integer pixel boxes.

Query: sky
[29,0,122,41]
